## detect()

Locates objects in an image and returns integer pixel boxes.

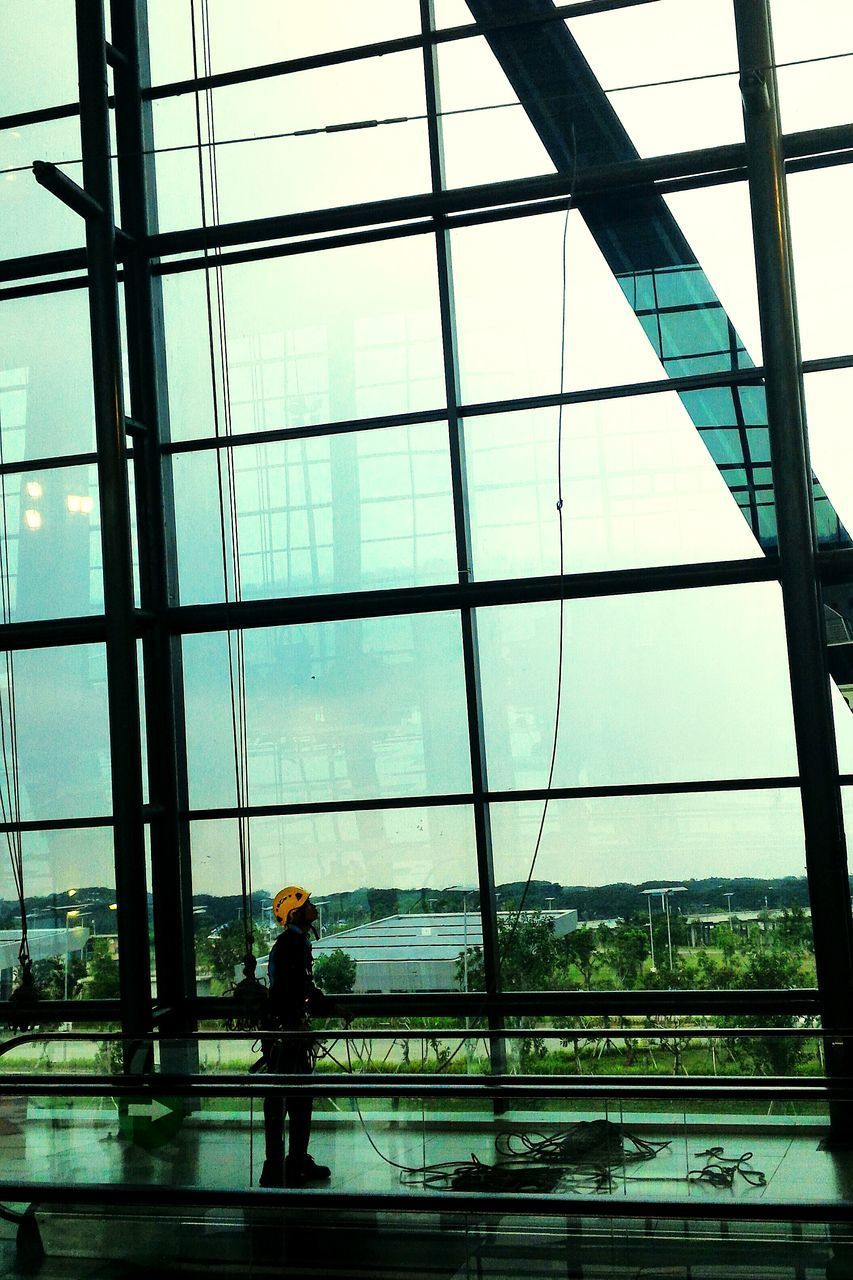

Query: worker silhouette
[260,885,340,1188]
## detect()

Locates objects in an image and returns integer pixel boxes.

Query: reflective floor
[2,1104,853,1277]
[1,1100,850,1208]
[2,1101,853,1205]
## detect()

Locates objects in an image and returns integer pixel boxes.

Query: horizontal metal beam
[0,771,801,834]
[184,773,800,825]
[163,365,766,459]
[0,1181,846,1224]
[0,559,777,653]
[0,1070,847,1102]
[2,121,851,293]
[166,557,777,636]
[0,1025,837,1058]
[0,0,660,134]
[200,986,819,1019]
[0,986,820,1029]
[0,614,109,650]
[145,121,853,261]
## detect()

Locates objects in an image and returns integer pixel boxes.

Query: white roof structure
[313,910,578,964]
[251,909,578,992]
[0,926,90,973]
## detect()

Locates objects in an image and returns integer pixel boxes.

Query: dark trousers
[263,1037,313,1164]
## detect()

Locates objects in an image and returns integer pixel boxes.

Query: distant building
[684,908,809,947]
[0,926,90,999]
[311,909,578,993]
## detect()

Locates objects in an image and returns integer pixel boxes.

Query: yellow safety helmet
[272,885,311,927]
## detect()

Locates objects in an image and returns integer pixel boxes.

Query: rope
[191,0,255,972]
[0,394,28,992]
[507,124,577,940]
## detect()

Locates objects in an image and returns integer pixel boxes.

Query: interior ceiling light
[24,481,42,498]
[66,494,93,514]
[23,509,41,530]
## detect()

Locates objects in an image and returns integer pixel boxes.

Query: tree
[776,905,811,949]
[367,889,398,922]
[715,925,739,963]
[562,928,598,988]
[85,939,120,1000]
[314,949,357,995]
[725,943,809,1076]
[600,922,648,987]
[462,913,572,992]
[207,919,249,991]
[31,955,86,1000]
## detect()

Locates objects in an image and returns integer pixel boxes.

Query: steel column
[75,0,151,1037]
[109,0,196,1036]
[420,1,503,1025]
[734,0,853,1126]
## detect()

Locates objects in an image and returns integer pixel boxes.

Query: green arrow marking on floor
[120,1096,185,1150]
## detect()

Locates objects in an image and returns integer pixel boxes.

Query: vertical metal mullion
[110,0,196,1039]
[75,0,151,1040]
[420,0,502,1014]
[734,0,853,1135]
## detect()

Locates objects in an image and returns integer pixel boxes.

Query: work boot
[259,1157,285,1187]
[285,1153,331,1186]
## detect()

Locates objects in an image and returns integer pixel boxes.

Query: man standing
[260,885,338,1188]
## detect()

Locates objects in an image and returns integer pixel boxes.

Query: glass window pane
[162,239,445,443]
[803,369,853,546]
[772,0,853,133]
[490,788,813,990]
[451,212,667,404]
[465,396,764,580]
[0,2,79,117]
[183,613,471,809]
[1,827,118,1003]
[477,584,798,791]
[0,464,103,621]
[191,805,479,994]
[432,0,475,26]
[173,423,457,604]
[0,122,84,260]
[789,168,853,362]
[10,645,111,821]
[0,289,95,463]
[153,52,430,231]
[663,184,762,363]
[566,1,743,157]
[451,199,757,406]
[436,36,555,188]
[147,0,421,86]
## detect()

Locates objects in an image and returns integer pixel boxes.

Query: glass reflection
[184,613,471,808]
[173,423,456,603]
[477,585,798,791]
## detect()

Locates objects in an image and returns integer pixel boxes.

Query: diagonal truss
[465,0,850,559]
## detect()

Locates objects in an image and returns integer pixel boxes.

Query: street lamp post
[643,887,687,970]
[664,887,688,968]
[644,892,656,971]
[446,885,477,1073]
[64,908,80,1002]
[724,892,734,928]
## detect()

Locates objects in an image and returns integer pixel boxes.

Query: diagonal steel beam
[465,0,850,561]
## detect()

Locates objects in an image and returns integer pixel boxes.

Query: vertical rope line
[511,202,569,926]
[508,125,577,935]
[190,0,253,955]
[0,402,26,967]
[199,0,254,937]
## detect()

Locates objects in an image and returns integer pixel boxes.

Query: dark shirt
[267,926,333,1029]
